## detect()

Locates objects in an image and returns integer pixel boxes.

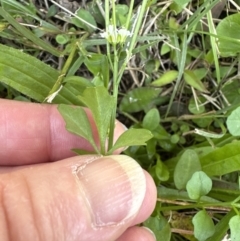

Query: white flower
[100,25,131,44]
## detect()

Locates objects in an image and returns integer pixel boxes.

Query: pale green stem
[105,0,113,71]
[125,0,135,30]
[108,49,119,150]
[117,0,148,84]
[106,0,149,152]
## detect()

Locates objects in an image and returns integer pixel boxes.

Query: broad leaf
[144,215,171,241]
[58,104,98,153]
[174,149,202,190]
[78,87,114,154]
[119,87,165,113]
[206,210,235,241]
[216,13,240,57]
[108,128,153,154]
[142,108,160,131]
[72,9,97,33]
[193,210,215,241]
[201,141,240,176]
[230,215,240,240]
[0,44,81,104]
[186,171,212,200]
[226,106,240,136]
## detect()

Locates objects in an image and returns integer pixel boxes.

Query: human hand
[0,100,157,241]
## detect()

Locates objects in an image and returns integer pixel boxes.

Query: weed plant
[2,0,240,240]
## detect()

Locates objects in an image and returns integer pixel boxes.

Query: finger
[0,155,155,241]
[0,99,125,165]
[116,227,156,241]
[130,171,157,226]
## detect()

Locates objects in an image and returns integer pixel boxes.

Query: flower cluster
[100,25,131,44]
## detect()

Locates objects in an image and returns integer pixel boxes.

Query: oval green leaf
[142,108,160,131]
[216,13,240,57]
[174,149,202,190]
[230,215,240,241]
[226,106,240,136]
[186,171,212,200]
[193,210,215,241]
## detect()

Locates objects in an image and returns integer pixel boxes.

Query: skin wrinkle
[21,174,42,241]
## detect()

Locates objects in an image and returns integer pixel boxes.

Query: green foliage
[119,87,164,113]
[192,210,215,241]
[174,149,201,190]
[229,215,240,240]
[216,13,240,57]
[58,104,98,153]
[72,9,97,33]
[227,106,240,136]
[3,0,240,240]
[186,171,212,200]
[144,215,171,241]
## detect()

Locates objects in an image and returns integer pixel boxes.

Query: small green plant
[3,0,240,240]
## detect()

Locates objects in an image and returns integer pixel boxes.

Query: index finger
[0,99,125,166]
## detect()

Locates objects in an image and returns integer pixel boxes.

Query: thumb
[0,155,147,241]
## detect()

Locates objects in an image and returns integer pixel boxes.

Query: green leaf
[155,159,169,182]
[58,104,98,153]
[84,54,109,87]
[144,215,171,241]
[56,34,70,45]
[230,215,240,240]
[184,69,209,93]
[78,87,114,154]
[188,96,206,114]
[63,76,94,87]
[72,9,97,33]
[108,128,153,154]
[0,44,81,104]
[206,210,235,241]
[174,149,202,190]
[226,106,240,136]
[142,108,160,131]
[186,171,212,200]
[193,210,215,241]
[201,141,240,176]
[0,7,61,57]
[151,70,178,87]
[119,87,164,113]
[216,13,240,57]
[174,0,191,7]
